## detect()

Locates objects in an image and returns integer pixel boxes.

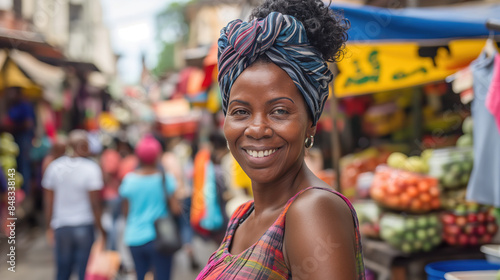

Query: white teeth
[246,149,277,158]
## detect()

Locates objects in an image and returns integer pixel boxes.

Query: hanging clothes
[486,54,500,133]
[466,50,500,207]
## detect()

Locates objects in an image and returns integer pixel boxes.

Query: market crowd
[1,122,238,280]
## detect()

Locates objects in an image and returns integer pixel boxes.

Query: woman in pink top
[197,0,365,279]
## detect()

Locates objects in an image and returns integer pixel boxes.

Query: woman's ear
[307,123,317,138]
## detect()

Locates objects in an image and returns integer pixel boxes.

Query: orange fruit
[429,186,440,197]
[387,185,400,195]
[410,199,423,211]
[430,198,441,209]
[407,186,419,198]
[399,193,411,207]
[420,193,432,203]
[418,181,430,192]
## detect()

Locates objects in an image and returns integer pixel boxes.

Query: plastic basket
[425,260,500,280]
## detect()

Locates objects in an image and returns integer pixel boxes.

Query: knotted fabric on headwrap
[218,12,333,125]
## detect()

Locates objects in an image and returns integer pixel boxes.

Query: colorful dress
[196,186,365,279]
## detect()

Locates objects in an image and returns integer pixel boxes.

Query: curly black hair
[250,0,349,62]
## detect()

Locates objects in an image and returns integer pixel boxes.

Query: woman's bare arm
[284,191,357,280]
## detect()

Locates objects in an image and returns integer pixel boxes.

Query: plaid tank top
[196,186,365,280]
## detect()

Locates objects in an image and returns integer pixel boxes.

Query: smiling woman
[196,0,365,279]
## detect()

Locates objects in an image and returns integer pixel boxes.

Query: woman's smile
[244,148,278,158]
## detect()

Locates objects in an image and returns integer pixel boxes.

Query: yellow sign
[334,39,487,97]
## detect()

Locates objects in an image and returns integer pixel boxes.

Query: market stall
[327,3,500,280]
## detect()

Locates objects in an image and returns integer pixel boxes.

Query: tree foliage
[153,0,194,76]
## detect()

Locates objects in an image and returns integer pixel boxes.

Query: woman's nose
[244,115,273,139]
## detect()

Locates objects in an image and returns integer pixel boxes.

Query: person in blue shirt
[119,135,177,280]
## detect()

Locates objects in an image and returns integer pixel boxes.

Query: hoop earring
[304,136,314,148]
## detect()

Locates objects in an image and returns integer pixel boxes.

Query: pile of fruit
[456,116,473,147]
[0,132,23,187]
[380,212,442,253]
[340,148,390,199]
[386,150,432,174]
[441,203,498,246]
[354,200,381,239]
[370,165,440,213]
[440,188,467,210]
[428,147,473,189]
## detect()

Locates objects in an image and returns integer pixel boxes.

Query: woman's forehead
[229,62,301,100]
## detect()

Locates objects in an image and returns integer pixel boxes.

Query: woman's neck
[251,161,312,216]
[136,164,158,174]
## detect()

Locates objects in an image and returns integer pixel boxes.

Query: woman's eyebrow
[266,97,294,105]
[229,99,250,106]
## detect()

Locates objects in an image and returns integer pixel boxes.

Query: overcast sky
[101,0,169,84]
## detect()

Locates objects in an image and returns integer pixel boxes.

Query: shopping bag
[85,239,121,280]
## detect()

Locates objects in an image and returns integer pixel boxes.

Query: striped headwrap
[218,12,334,125]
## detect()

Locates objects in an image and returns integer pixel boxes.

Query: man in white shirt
[42,129,106,280]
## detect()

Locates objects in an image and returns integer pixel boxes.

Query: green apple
[406,156,424,173]
[416,229,427,240]
[462,116,473,135]
[428,216,439,227]
[0,132,14,142]
[405,232,416,242]
[0,156,17,172]
[413,240,423,251]
[401,242,413,253]
[405,219,417,230]
[417,216,429,228]
[14,173,23,189]
[387,152,408,169]
[426,228,438,238]
[421,149,434,161]
[0,141,19,156]
[432,236,442,245]
[456,134,473,147]
[422,241,433,252]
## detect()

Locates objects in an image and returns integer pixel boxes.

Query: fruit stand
[362,237,486,280]
[326,4,500,280]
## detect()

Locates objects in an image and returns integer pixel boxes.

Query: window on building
[69,3,83,31]
[13,0,22,18]
[69,3,83,22]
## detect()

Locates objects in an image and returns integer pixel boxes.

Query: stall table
[362,237,486,280]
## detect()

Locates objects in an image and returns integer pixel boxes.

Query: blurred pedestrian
[190,133,229,245]
[161,138,199,270]
[42,129,106,280]
[119,135,178,280]
[41,136,68,175]
[208,132,230,244]
[100,145,122,251]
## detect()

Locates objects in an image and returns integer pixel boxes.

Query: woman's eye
[231,109,248,116]
[272,109,289,115]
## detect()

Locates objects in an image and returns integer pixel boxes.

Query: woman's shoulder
[283,186,360,279]
[285,186,355,230]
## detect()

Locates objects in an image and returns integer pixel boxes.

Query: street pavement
[0,225,219,280]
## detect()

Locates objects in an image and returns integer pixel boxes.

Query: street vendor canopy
[331,3,500,42]
[330,3,500,97]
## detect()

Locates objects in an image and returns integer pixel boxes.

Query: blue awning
[330,3,500,42]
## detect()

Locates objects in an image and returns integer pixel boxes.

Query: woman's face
[224,61,315,184]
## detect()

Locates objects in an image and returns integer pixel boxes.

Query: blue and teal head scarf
[217,12,333,125]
